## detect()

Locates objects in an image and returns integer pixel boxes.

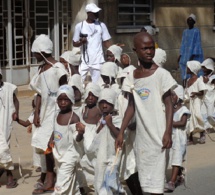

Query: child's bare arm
[34,94,41,127]
[76,122,85,142]
[173,114,188,128]
[16,118,31,127]
[162,89,173,149]
[190,90,204,98]
[12,93,19,120]
[105,114,119,138]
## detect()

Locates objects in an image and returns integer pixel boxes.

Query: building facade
[1,0,215,85]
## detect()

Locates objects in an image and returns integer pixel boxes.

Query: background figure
[73,3,112,84]
[178,14,204,85]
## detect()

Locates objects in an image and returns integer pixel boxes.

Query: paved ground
[0,85,215,194]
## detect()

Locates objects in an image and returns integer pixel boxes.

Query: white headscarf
[101,62,118,78]
[98,88,117,108]
[68,74,84,95]
[56,84,75,104]
[60,51,73,63]
[69,48,81,66]
[187,60,201,75]
[174,85,184,100]
[31,34,53,54]
[121,53,131,65]
[201,58,214,72]
[107,45,123,62]
[84,82,101,100]
[209,75,215,84]
[188,13,196,22]
[153,48,167,67]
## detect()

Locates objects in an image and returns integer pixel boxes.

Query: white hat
[107,45,123,62]
[60,51,73,64]
[84,82,101,100]
[101,62,118,78]
[187,60,201,75]
[174,85,184,100]
[201,58,214,72]
[153,48,167,67]
[85,3,101,13]
[209,75,215,84]
[98,88,117,107]
[69,48,81,66]
[56,84,75,104]
[188,13,196,22]
[68,74,84,95]
[31,34,53,54]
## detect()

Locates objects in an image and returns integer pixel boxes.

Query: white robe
[52,117,80,195]
[0,82,17,170]
[30,62,67,151]
[185,78,207,134]
[122,67,177,194]
[170,106,190,167]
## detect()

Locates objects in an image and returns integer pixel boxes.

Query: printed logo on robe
[136,88,150,100]
[54,131,62,142]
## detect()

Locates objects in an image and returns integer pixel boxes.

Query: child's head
[98,88,117,115]
[187,14,196,28]
[56,85,74,112]
[171,85,184,105]
[106,45,122,63]
[60,51,73,69]
[120,53,131,68]
[31,34,53,62]
[84,82,101,107]
[100,62,118,85]
[186,60,201,76]
[68,74,83,102]
[201,58,214,76]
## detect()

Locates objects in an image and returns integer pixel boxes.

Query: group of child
[0,32,215,195]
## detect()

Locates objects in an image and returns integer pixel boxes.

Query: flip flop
[35,167,42,172]
[32,187,54,195]
[34,182,44,190]
[6,179,18,189]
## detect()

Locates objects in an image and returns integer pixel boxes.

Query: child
[200,58,215,132]
[165,85,190,192]
[14,94,46,189]
[184,60,207,144]
[77,88,123,194]
[60,48,81,76]
[120,53,131,69]
[52,84,81,195]
[116,32,177,194]
[0,70,19,188]
[75,82,101,192]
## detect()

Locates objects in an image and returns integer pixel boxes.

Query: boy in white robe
[0,70,19,188]
[165,85,190,192]
[116,32,177,194]
[50,85,81,195]
[30,34,68,194]
[184,61,207,144]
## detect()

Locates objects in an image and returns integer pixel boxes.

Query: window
[117,0,152,33]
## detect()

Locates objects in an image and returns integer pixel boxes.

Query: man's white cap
[153,48,167,67]
[98,88,117,107]
[174,85,184,100]
[31,34,53,54]
[85,3,101,13]
[201,58,214,72]
[187,60,201,75]
[188,13,196,22]
[56,84,75,104]
[107,45,123,63]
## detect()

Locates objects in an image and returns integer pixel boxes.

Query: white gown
[0,82,17,170]
[122,67,177,194]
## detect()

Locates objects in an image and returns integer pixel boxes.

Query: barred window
[117,0,152,32]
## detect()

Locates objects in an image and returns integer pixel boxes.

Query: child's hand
[33,113,40,127]
[27,124,32,133]
[162,131,172,149]
[76,122,85,135]
[104,114,112,127]
[12,112,18,121]
[190,92,196,98]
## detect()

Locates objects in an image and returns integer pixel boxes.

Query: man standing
[73,3,112,83]
[178,14,204,85]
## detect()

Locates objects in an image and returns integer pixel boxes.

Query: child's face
[202,66,212,76]
[101,75,110,85]
[73,86,81,102]
[171,91,178,105]
[106,50,115,62]
[86,92,98,107]
[120,54,130,67]
[186,67,192,74]
[99,100,114,115]
[57,93,72,112]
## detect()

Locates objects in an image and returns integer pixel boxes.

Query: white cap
[85,3,101,13]
[174,85,184,100]
[31,34,53,54]
[84,82,101,100]
[99,88,117,107]
[107,45,123,62]
[56,84,75,104]
[201,58,214,72]
[153,48,167,67]
[69,48,81,66]
[187,60,201,75]
[188,13,196,22]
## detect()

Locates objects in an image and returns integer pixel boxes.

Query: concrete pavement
[0,85,215,194]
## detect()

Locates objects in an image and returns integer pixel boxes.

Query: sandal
[6,179,18,189]
[164,181,175,192]
[32,187,54,195]
[35,167,42,172]
[34,182,44,190]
